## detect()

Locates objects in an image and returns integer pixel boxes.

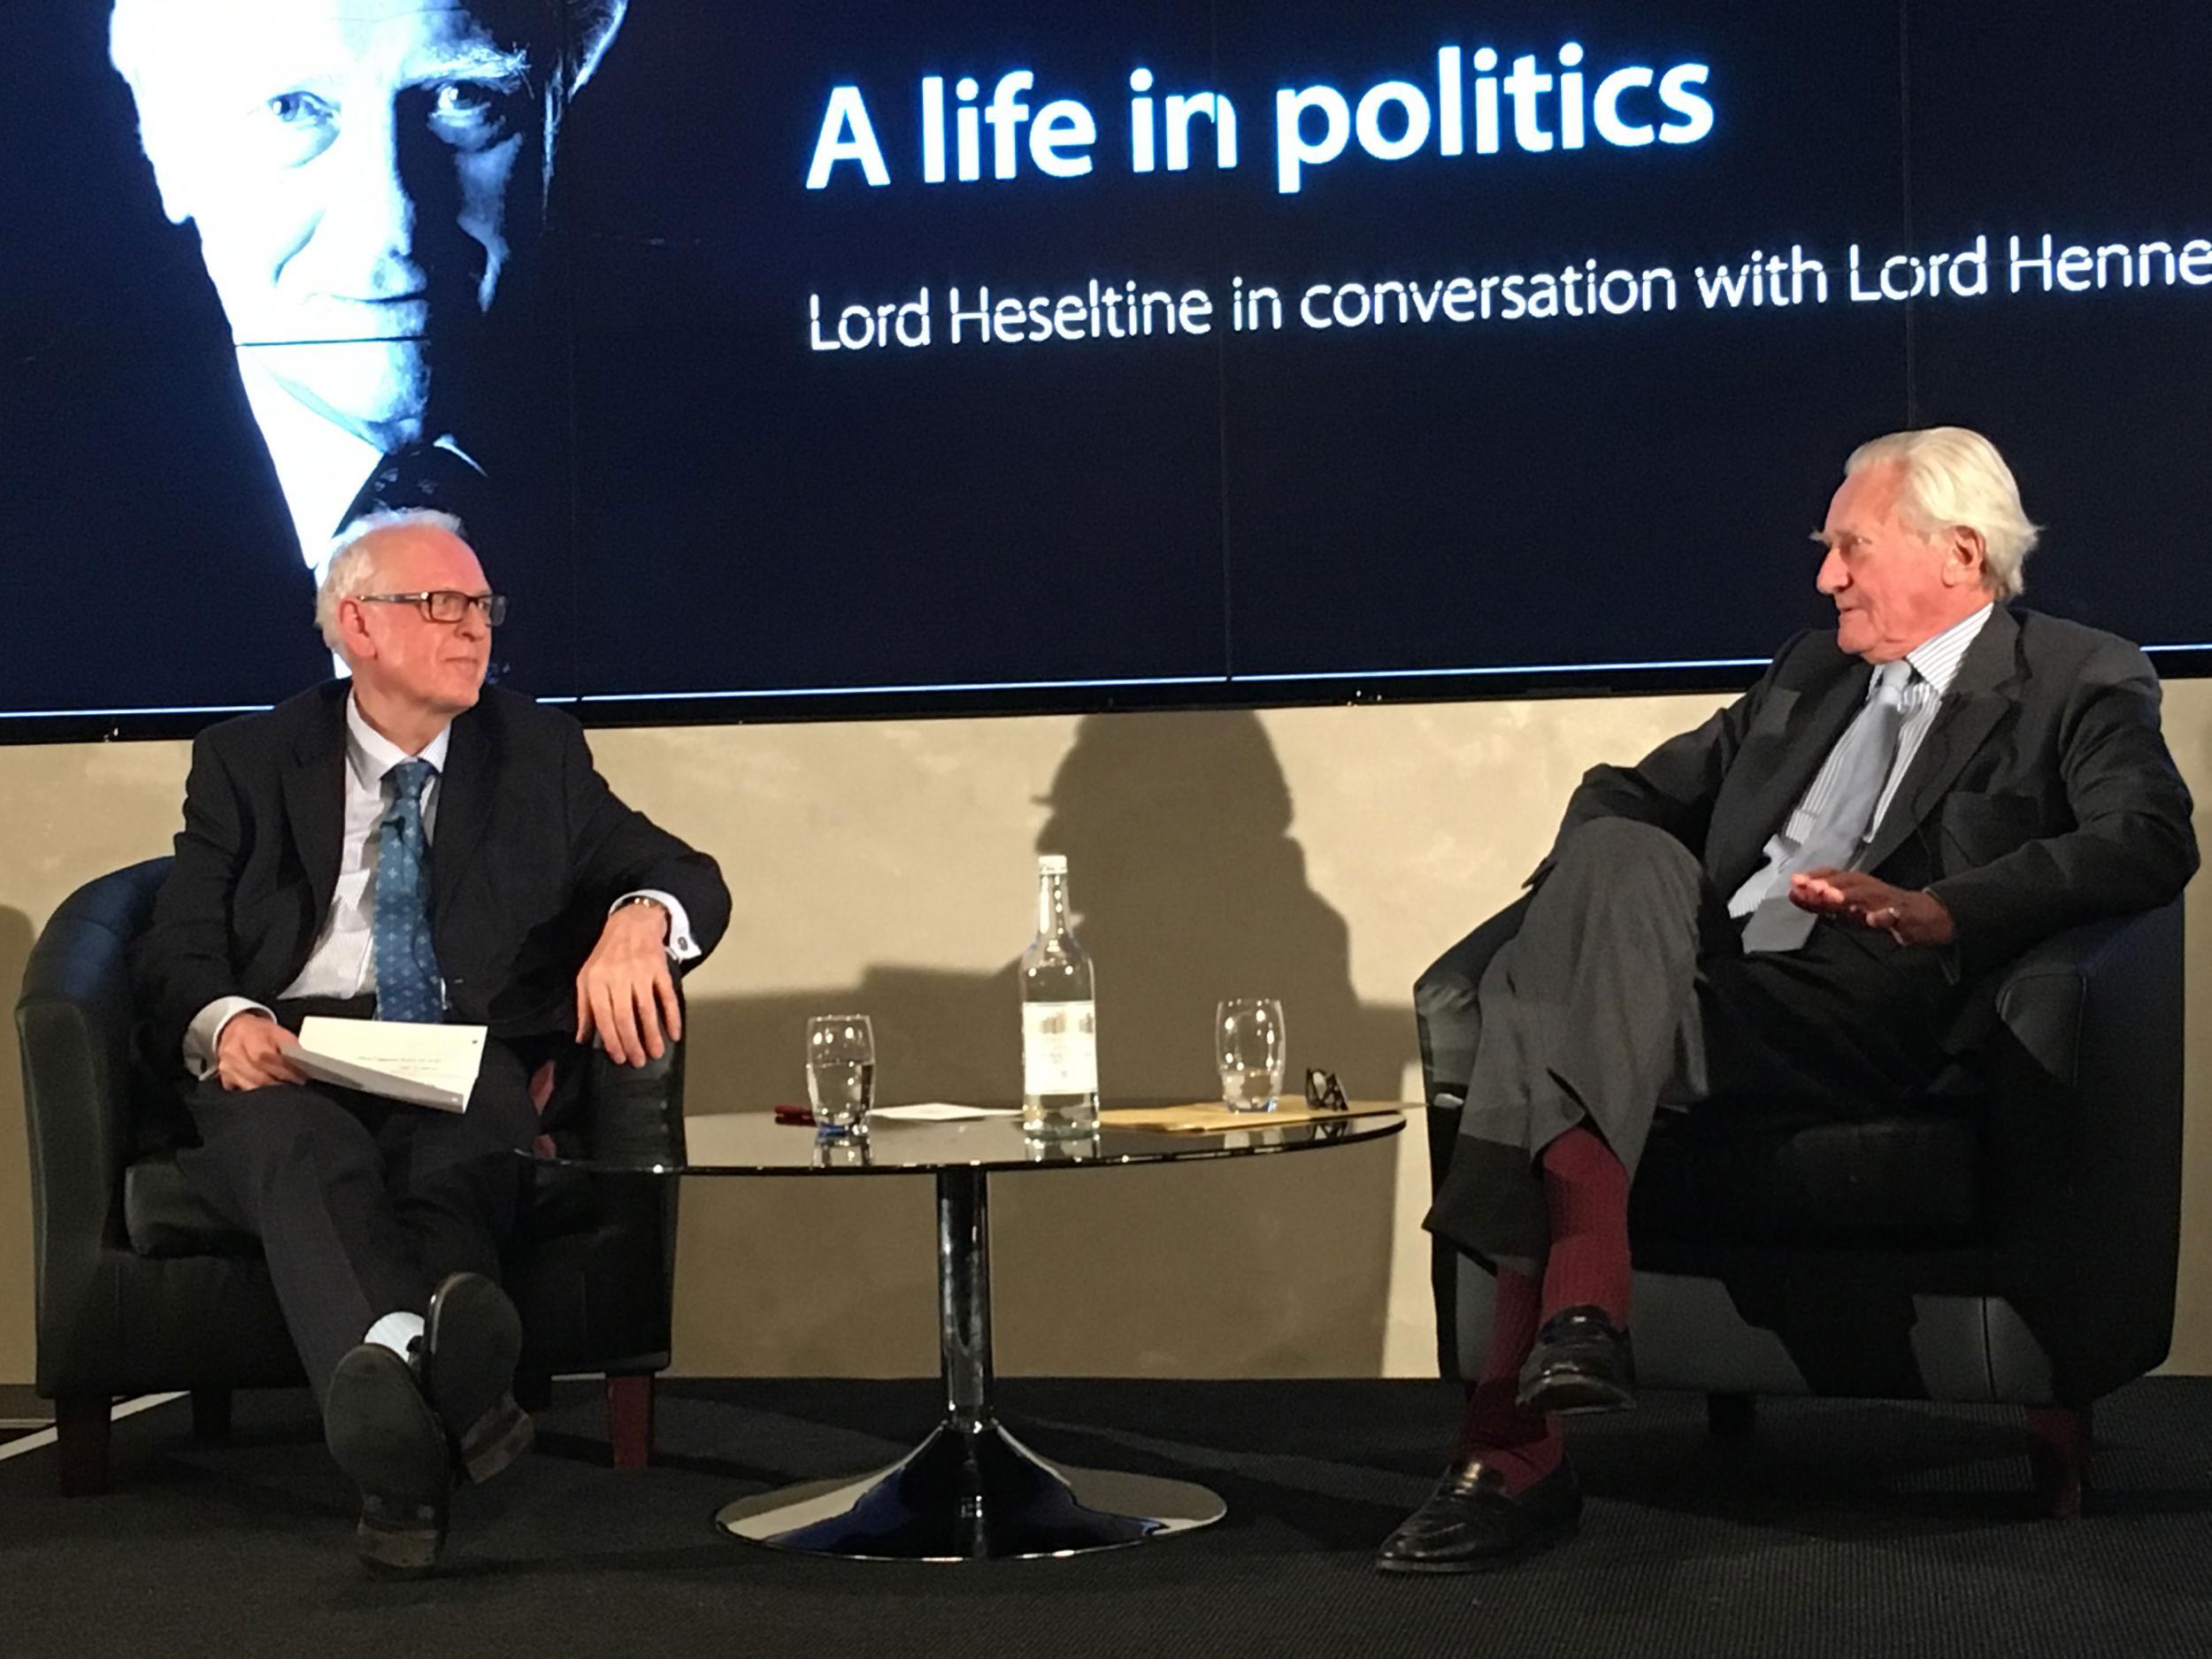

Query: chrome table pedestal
[718,1164,1225,1560]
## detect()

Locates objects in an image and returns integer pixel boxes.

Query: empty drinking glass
[1216,999,1287,1112]
[806,1014,876,1133]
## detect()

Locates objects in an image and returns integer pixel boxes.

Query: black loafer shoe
[326,1342,450,1578]
[423,1271,533,1485]
[1375,1459,1582,1574]
[1517,1304,1637,1416]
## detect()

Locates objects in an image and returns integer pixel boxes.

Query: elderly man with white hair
[105,0,626,582]
[1383,426,2199,1575]
[134,508,728,1577]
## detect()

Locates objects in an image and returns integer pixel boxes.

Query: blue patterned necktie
[373,757,443,1022]
[1740,659,1916,954]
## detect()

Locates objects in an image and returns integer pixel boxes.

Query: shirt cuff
[611,890,701,963]
[185,996,277,1079]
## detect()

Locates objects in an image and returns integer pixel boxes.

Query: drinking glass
[1215,999,1287,1112]
[805,1014,876,1133]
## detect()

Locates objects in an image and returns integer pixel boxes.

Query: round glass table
[532,1103,1404,1562]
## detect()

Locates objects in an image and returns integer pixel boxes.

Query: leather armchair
[1421,898,2185,1517]
[19,857,687,1494]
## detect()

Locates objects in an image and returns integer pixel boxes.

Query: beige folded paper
[294,1016,488,1112]
[1100,1101,1405,1133]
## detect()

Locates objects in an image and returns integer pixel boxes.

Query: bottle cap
[1037,854,1068,874]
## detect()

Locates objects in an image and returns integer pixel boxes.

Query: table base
[715,1419,1225,1561]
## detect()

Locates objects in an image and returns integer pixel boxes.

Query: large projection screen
[2,0,2208,735]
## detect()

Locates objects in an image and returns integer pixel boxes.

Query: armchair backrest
[17,857,173,1295]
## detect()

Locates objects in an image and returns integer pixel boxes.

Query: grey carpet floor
[4,1377,2212,1659]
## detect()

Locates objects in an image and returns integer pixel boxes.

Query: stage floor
[4,1376,2210,1658]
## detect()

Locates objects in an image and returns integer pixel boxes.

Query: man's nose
[1816,547,1848,595]
[321,105,428,300]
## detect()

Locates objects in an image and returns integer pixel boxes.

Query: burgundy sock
[1453,1267,1562,1492]
[1538,1123,1632,1325]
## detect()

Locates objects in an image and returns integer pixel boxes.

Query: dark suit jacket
[134,680,732,1069]
[1542,603,2198,1000]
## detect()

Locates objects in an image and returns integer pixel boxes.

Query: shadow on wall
[674,710,1420,1379]
[1,906,39,1374]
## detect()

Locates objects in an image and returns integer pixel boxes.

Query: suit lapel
[280,687,349,928]
[432,705,494,927]
[1861,605,2023,873]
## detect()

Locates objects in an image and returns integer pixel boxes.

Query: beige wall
[5,684,2211,1382]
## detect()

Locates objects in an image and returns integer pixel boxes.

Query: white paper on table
[870,1102,1020,1122]
[294,1017,488,1112]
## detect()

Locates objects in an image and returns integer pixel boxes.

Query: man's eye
[266,90,334,126]
[429,82,516,145]
[258,90,339,163]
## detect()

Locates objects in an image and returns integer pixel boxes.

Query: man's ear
[336,600,378,664]
[1944,526,1988,588]
[130,107,199,227]
[110,12,199,227]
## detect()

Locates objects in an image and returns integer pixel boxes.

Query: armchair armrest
[1417,895,1531,1379]
[1976,898,2185,1402]
[578,992,688,1169]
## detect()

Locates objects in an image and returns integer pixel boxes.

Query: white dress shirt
[236,355,386,578]
[184,693,699,1074]
[1728,603,1995,918]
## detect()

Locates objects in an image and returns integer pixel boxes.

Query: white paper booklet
[870,1103,1021,1122]
[294,1017,489,1112]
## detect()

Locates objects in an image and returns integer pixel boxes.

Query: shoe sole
[459,1396,536,1486]
[1374,1521,1579,1575]
[325,1346,449,1576]
[357,1495,445,1578]
[1520,1371,1640,1416]
[426,1274,529,1483]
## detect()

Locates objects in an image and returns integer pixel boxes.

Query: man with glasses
[134,508,729,1575]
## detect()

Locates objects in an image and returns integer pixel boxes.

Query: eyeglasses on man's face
[357,590,509,627]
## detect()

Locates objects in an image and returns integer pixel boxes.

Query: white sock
[365,1310,426,1358]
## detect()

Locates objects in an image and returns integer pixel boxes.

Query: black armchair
[1422,898,2185,1516]
[18,857,687,1494]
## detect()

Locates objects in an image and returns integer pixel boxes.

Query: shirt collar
[344,692,452,794]
[1901,603,1996,696]
[235,353,384,574]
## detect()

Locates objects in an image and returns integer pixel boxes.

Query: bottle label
[1022,1001,1098,1094]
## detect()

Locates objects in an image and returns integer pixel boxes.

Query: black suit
[1423,605,2197,1262]
[133,680,730,1391]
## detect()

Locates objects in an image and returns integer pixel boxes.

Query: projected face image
[111,0,553,452]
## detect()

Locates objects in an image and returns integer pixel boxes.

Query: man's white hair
[1846,426,2041,600]
[317,509,468,654]
[111,0,626,93]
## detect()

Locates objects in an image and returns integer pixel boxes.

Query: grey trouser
[1420,818,1947,1264]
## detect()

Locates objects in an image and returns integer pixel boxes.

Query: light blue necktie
[1740,660,1914,954]
[373,757,442,1022]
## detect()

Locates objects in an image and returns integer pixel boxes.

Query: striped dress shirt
[1727,604,1995,918]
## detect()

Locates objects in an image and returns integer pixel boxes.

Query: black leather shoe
[423,1272,533,1485]
[1517,1304,1636,1416]
[1375,1459,1582,1574]
[326,1343,450,1578]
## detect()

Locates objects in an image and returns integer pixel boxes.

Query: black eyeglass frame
[1303,1069,1349,1113]
[357,590,509,626]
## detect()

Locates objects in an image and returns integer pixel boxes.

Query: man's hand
[1788,870,1957,947]
[216,1012,306,1092]
[576,900,683,1066]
